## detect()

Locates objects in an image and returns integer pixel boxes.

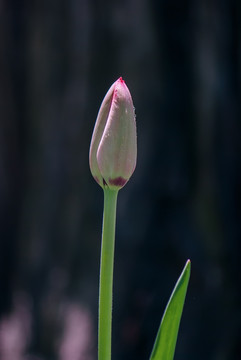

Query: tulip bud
[89,77,137,190]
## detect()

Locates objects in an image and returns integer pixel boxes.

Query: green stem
[98,188,118,360]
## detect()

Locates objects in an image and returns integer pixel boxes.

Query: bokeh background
[0,0,240,359]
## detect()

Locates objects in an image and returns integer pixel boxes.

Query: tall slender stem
[98,188,118,360]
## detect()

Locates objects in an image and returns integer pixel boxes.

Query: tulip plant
[89,77,191,360]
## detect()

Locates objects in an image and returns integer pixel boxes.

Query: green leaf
[150,259,191,360]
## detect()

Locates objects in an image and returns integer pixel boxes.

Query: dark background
[0,0,240,359]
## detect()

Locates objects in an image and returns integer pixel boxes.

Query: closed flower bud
[89,77,137,190]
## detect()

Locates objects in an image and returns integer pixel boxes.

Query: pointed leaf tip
[150,259,191,360]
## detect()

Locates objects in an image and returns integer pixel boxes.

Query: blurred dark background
[0,0,240,359]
